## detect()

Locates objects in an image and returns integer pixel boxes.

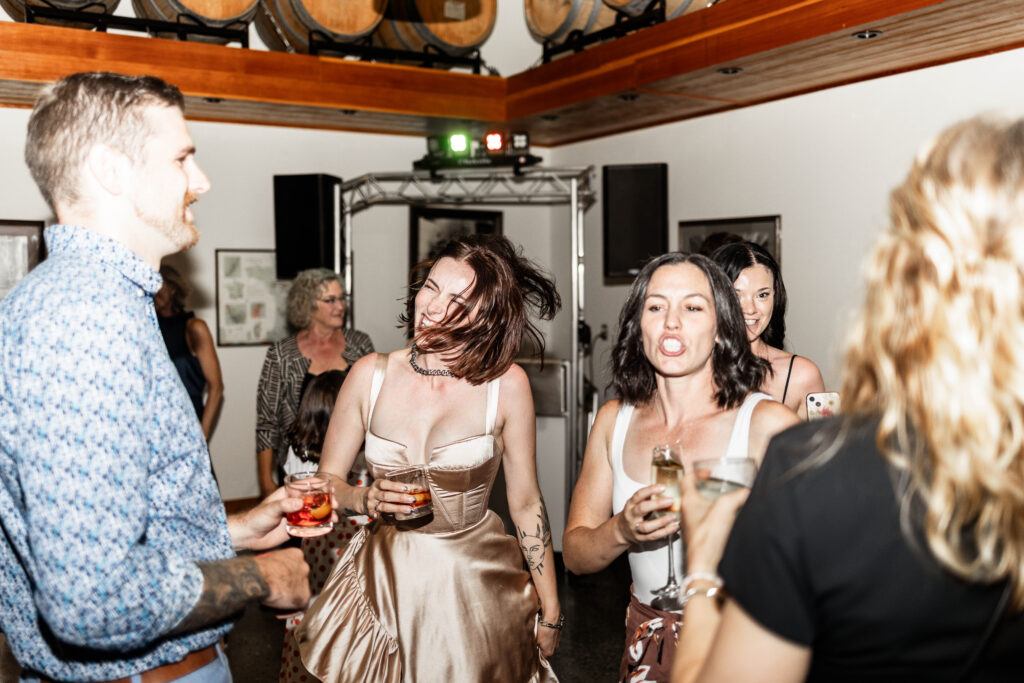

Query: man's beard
[136,192,199,252]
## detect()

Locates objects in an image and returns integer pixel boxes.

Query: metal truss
[340,166,596,213]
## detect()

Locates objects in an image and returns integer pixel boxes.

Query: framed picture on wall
[0,219,46,300]
[215,249,292,346]
[678,215,782,264]
[409,206,503,275]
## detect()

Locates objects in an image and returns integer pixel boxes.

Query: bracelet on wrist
[681,572,723,593]
[681,584,723,607]
[538,612,566,630]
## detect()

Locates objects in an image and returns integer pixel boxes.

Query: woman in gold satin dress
[295,234,563,682]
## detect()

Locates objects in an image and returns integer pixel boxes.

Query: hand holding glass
[693,457,758,500]
[284,471,336,537]
[388,466,433,520]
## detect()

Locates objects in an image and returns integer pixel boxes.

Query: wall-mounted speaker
[602,163,668,280]
[272,173,341,280]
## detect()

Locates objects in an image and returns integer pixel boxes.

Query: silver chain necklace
[409,344,454,377]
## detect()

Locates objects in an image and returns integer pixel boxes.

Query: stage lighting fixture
[427,135,444,156]
[510,132,530,151]
[484,132,504,153]
[415,128,541,173]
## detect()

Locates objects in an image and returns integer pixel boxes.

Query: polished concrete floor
[227,553,632,682]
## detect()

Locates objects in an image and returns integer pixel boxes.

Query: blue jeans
[125,644,231,683]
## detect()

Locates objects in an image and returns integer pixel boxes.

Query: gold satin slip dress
[296,357,559,683]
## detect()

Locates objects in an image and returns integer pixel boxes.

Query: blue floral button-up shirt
[0,225,234,681]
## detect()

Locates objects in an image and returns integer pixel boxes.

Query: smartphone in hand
[806,392,840,420]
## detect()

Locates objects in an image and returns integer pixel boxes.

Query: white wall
[548,47,1024,404]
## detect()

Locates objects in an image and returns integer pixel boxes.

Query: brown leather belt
[42,642,219,683]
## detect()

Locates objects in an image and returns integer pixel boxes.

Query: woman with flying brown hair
[295,234,563,682]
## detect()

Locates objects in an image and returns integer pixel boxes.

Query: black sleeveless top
[158,311,205,418]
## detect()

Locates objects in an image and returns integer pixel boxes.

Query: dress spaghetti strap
[366,354,388,427]
[485,377,501,435]
[781,354,798,404]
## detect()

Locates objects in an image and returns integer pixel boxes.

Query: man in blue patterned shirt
[0,72,313,681]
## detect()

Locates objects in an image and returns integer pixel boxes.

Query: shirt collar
[45,224,163,295]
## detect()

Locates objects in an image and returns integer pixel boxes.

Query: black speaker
[602,163,668,280]
[273,174,341,280]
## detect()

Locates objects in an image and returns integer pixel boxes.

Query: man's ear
[84,143,131,196]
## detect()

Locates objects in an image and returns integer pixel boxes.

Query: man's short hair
[25,71,184,213]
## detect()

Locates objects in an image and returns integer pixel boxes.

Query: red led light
[485,132,504,152]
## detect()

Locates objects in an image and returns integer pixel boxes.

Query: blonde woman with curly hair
[671,115,1024,683]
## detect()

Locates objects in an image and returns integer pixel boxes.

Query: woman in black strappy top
[711,242,824,419]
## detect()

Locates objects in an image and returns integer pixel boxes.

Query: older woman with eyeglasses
[256,268,374,498]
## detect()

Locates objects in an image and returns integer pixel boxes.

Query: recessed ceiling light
[202,97,223,104]
[852,29,883,40]
[339,109,358,115]
[618,93,638,102]
[717,67,742,75]
[541,114,559,121]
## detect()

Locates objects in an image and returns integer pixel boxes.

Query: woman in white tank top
[563,253,799,682]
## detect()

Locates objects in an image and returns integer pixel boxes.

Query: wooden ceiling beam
[1,1,1023,145]
[0,21,505,121]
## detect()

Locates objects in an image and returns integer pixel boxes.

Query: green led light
[448,133,468,154]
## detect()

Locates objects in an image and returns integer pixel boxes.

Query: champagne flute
[649,444,684,611]
[693,457,758,500]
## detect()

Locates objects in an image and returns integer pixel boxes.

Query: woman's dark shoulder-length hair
[611,252,768,407]
[711,241,788,349]
[288,369,346,461]
[399,234,561,385]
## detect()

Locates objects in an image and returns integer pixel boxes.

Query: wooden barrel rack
[22,2,248,44]
[535,0,672,63]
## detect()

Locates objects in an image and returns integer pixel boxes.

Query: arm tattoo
[518,502,552,575]
[171,556,269,635]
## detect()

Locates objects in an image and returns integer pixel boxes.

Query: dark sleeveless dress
[158,311,205,419]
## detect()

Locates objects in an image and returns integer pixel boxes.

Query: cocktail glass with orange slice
[284,471,336,537]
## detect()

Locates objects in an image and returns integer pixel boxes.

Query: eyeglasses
[318,297,345,306]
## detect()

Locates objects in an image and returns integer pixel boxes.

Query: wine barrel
[602,0,714,20]
[0,0,119,25]
[372,0,496,57]
[131,0,258,43]
[255,0,387,54]
[524,0,617,45]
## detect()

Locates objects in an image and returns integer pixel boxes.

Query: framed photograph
[409,206,503,276]
[0,219,46,300]
[678,215,781,264]
[215,249,292,346]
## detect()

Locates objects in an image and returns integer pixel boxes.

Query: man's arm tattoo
[518,502,553,575]
[171,556,268,635]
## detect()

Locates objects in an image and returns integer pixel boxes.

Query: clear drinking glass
[649,444,684,611]
[693,457,758,500]
[284,471,336,537]
[388,466,433,520]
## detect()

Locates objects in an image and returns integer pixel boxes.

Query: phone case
[806,392,840,419]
